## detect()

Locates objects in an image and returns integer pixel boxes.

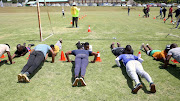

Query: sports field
[0,7,180,100]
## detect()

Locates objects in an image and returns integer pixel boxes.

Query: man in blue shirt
[115,45,156,94]
[18,44,55,83]
[156,7,162,19]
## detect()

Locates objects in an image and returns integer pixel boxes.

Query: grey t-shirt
[168,47,180,62]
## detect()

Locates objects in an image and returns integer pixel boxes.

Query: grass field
[0,6,180,101]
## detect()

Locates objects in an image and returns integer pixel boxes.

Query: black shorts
[168,14,172,18]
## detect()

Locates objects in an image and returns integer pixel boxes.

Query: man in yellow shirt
[71,2,80,28]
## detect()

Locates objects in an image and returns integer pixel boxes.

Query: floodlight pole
[37,0,43,42]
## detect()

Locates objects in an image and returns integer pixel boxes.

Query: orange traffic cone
[59,51,66,61]
[0,54,6,58]
[139,14,140,16]
[70,20,72,24]
[153,17,156,19]
[88,25,91,32]
[137,52,141,58]
[96,51,102,62]
[171,59,179,63]
[82,16,83,19]
[26,54,30,59]
[79,18,81,20]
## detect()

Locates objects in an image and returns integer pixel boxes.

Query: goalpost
[36,0,54,42]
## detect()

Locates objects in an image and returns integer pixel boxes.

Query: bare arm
[164,55,172,68]
[65,51,72,62]
[91,52,97,63]
[45,53,48,60]
[49,49,55,63]
[30,49,34,54]
[7,51,15,64]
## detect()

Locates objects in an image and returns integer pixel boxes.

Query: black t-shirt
[72,49,92,56]
[162,8,167,13]
[175,8,180,17]
[15,46,28,56]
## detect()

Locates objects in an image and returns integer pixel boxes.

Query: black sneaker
[80,77,86,86]
[132,83,143,94]
[72,77,79,87]
[150,83,156,93]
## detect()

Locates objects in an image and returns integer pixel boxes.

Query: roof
[38,0,68,2]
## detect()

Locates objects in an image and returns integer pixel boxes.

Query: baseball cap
[166,45,170,50]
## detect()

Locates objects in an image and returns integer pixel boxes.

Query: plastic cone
[79,18,81,20]
[171,59,179,63]
[153,17,156,19]
[26,54,30,59]
[59,51,66,61]
[164,18,166,21]
[0,54,6,58]
[171,20,172,23]
[139,14,140,16]
[70,20,72,24]
[82,16,83,19]
[88,25,91,32]
[96,51,102,62]
[137,52,141,58]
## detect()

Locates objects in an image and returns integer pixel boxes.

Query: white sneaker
[80,77,86,86]
[140,43,144,50]
[72,77,79,87]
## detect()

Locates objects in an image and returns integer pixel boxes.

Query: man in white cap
[71,2,80,28]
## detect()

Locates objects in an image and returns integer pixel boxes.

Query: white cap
[72,2,76,6]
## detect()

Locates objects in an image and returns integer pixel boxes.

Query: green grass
[0,6,180,101]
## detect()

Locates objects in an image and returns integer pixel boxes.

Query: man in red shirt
[164,6,173,23]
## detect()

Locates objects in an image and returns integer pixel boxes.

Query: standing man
[17,44,55,83]
[173,6,180,28]
[162,7,167,19]
[156,7,163,19]
[143,7,147,18]
[146,5,150,17]
[164,43,180,68]
[62,8,65,18]
[0,44,15,64]
[128,6,130,16]
[164,6,173,23]
[71,2,80,28]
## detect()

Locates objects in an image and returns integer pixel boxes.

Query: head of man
[72,2,76,6]
[17,44,22,52]
[170,43,178,49]
[165,45,170,53]
[50,44,55,51]
[77,44,83,49]
[124,45,133,54]
[84,42,89,50]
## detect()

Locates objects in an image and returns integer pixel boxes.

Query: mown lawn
[0,6,180,101]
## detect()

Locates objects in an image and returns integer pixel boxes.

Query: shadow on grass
[159,63,180,80]
[112,63,151,94]
[0,60,11,67]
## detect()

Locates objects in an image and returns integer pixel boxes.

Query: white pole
[37,0,43,42]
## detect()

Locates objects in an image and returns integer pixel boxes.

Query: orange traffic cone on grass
[137,52,141,58]
[164,18,166,21]
[79,18,81,20]
[153,17,156,19]
[139,14,140,16]
[171,59,179,63]
[96,51,102,62]
[59,51,66,61]
[70,20,72,24]
[0,54,6,58]
[88,25,91,32]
